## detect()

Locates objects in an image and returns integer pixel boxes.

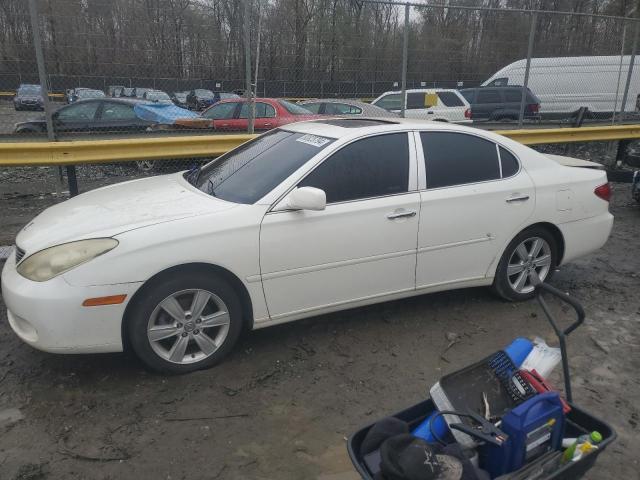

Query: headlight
[17,238,118,282]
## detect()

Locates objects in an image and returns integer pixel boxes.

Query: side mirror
[276,187,326,212]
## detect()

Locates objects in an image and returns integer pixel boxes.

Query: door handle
[264,123,272,127]
[506,194,530,203]
[427,111,434,114]
[221,123,229,127]
[387,209,417,219]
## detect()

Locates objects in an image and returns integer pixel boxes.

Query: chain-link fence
[0,0,639,196]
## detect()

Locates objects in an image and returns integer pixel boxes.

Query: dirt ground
[0,180,638,480]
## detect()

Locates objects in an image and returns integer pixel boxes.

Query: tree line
[0,0,636,95]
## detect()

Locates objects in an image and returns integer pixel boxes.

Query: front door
[259,132,420,320]
[415,131,535,289]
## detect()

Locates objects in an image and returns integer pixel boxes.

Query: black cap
[379,434,463,480]
[360,417,409,456]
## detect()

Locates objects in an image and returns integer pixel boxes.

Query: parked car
[13,84,44,111]
[1,119,613,373]
[120,87,135,98]
[371,89,471,122]
[171,91,189,108]
[13,98,210,135]
[142,90,173,104]
[108,85,125,97]
[67,88,106,104]
[298,99,396,117]
[483,56,640,118]
[633,170,640,203]
[186,89,238,111]
[201,98,322,131]
[132,87,153,99]
[459,86,541,122]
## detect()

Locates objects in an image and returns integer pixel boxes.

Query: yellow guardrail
[0,91,64,98]
[0,124,639,167]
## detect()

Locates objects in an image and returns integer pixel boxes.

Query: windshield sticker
[296,134,331,147]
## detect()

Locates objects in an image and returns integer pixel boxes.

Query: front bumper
[1,249,142,354]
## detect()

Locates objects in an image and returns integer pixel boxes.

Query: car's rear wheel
[126,273,243,374]
[493,227,557,301]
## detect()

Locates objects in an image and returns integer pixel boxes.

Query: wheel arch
[524,222,565,265]
[121,262,254,352]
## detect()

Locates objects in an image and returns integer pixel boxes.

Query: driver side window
[57,102,99,122]
[203,102,237,120]
[298,133,410,204]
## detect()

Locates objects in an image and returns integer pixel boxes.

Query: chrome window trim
[266,131,416,213]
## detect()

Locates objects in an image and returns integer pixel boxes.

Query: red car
[201,97,323,131]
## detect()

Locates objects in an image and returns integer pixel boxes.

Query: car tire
[492,227,558,302]
[126,272,244,374]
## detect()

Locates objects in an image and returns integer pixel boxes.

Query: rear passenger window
[420,132,500,188]
[299,133,409,203]
[504,90,524,103]
[437,91,464,107]
[499,147,519,177]
[477,90,502,104]
[407,92,426,109]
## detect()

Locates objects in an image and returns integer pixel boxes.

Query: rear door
[238,102,277,130]
[475,89,503,120]
[415,130,535,288]
[96,101,149,132]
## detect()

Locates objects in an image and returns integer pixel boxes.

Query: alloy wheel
[147,289,230,364]
[507,236,552,294]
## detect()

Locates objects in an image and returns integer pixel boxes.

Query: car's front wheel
[493,227,558,301]
[126,273,243,374]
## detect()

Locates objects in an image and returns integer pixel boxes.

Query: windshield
[195,89,214,98]
[18,85,41,95]
[278,100,313,115]
[193,129,335,204]
[77,89,104,98]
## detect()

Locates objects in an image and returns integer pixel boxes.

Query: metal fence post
[244,0,254,134]
[619,21,639,123]
[28,0,54,142]
[29,0,79,197]
[400,3,409,118]
[518,12,537,127]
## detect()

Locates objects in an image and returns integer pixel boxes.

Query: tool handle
[533,280,585,336]
[531,278,586,403]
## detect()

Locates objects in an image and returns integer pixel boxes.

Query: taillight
[527,103,540,113]
[464,108,472,119]
[594,183,612,202]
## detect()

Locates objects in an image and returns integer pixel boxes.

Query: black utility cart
[347,282,616,480]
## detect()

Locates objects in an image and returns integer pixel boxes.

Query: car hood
[16,173,236,254]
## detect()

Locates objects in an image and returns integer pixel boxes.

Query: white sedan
[1,118,613,373]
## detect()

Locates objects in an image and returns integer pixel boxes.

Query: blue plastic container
[504,337,533,368]
[482,392,565,478]
[411,410,449,443]
[504,337,534,367]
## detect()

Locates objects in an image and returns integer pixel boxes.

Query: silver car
[298,98,397,117]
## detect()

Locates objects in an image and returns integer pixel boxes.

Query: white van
[371,89,472,123]
[483,56,640,117]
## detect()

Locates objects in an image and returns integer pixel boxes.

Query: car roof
[300,98,376,107]
[281,117,481,139]
[381,88,460,95]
